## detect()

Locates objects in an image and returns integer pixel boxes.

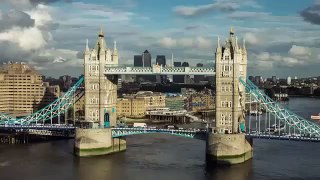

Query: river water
[1,97,320,180]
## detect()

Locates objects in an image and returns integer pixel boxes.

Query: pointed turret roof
[216,36,221,53]
[242,38,247,54]
[243,38,246,49]
[85,39,89,51]
[95,27,107,52]
[230,26,234,35]
[99,26,104,37]
[113,40,118,55]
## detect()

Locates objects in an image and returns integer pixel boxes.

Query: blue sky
[0,0,320,78]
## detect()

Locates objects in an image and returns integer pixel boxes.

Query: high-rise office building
[248,76,255,82]
[182,62,189,67]
[134,55,143,67]
[174,62,181,67]
[0,62,60,117]
[173,62,184,83]
[194,63,205,83]
[272,76,277,84]
[255,76,261,85]
[142,50,151,67]
[182,62,191,84]
[134,50,155,82]
[156,55,166,83]
[59,75,72,92]
[287,76,292,85]
[156,55,166,66]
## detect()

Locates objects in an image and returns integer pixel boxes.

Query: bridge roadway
[104,65,215,75]
[1,125,320,142]
[111,127,207,140]
[0,124,75,130]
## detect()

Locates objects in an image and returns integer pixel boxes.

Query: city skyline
[0,0,319,78]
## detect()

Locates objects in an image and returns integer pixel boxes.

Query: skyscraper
[156,55,166,83]
[134,50,155,82]
[255,76,261,85]
[194,63,205,83]
[134,55,143,67]
[182,62,191,84]
[142,50,151,67]
[248,76,255,82]
[287,76,292,85]
[272,76,277,84]
[182,62,189,67]
[173,62,181,67]
[156,55,166,66]
[173,62,184,83]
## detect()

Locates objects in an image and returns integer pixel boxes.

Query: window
[92,84,99,90]
[224,65,230,71]
[221,101,225,107]
[90,97,98,104]
[225,56,230,61]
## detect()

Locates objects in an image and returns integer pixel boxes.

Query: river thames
[1,97,320,180]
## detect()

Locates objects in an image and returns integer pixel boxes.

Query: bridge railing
[240,77,320,137]
[0,76,84,125]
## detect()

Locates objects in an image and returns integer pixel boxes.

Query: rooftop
[0,62,41,75]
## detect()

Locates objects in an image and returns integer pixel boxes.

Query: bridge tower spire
[84,28,118,128]
[85,39,89,52]
[207,28,252,165]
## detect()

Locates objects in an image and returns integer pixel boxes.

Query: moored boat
[311,113,320,120]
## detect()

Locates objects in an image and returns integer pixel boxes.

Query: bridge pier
[74,128,126,157]
[206,133,253,165]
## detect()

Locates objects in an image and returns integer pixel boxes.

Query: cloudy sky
[0,0,319,78]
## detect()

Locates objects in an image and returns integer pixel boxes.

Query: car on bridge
[164,125,178,130]
[133,123,147,128]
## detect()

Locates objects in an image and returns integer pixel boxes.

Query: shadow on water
[205,160,253,180]
[73,152,147,180]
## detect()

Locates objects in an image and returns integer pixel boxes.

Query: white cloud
[244,32,260,45]
[0,27,46,50]
[158,37,212,49]
[174,2,239,17]
[256,52,270,61]
[256,60,273,69]
[289,45,311,57]
[71,2,135,22]
[252,51,305,69]
[27,4,53,27]
[254,52,282,62]
[40,48,79,61]
[158,37,177,48]
[195,36,212,49]
[228,11,271,19]
[0,0,32,9]
[53,57,66,63]
[178,38,194,47]
[0,4,54,51]
[281,57,304,67]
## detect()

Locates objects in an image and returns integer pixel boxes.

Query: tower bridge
[1,28,320,165]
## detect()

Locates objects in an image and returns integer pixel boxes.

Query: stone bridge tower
[206,28,252,165]
[214,27,247,134]
[84,29,118,128]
